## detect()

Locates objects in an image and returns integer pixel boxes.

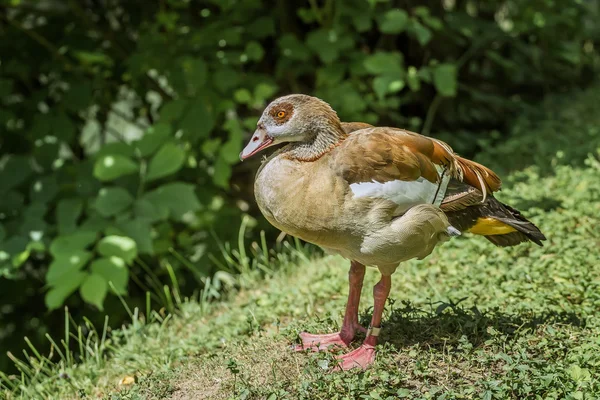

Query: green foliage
[0,0,599,375]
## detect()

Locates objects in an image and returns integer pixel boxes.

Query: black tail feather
[442,181,546,247]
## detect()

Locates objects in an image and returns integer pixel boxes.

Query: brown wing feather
[335,129,425,184]
[341,122,373,134]
[335,127,502,196]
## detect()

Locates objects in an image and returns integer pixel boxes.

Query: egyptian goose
[240,94,545,370]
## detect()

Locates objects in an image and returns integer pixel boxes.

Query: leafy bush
[0,0,598,372]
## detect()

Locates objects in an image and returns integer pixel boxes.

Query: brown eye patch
[268,102,294,125]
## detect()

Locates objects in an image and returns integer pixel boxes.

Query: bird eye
[277,111,286,118]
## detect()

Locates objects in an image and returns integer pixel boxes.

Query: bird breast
[254,156,349,248]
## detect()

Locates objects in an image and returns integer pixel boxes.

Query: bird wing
[332,127,502,209]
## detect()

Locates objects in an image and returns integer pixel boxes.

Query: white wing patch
[350,166,450,212]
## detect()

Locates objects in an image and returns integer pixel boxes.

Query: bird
[239,94,546,370]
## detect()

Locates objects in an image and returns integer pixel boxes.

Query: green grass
[2,86,600,400]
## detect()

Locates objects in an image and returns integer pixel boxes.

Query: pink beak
[240,129,275,160]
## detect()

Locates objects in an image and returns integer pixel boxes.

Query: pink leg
[335,274,391,370]
[295,261,367,352]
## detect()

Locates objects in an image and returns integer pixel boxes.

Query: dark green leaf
[180,98,215,142]
[160,99,187,122]
[245,41,265,61]
[50,231,97,257]
[363,52,404,75]
[247,16,275,38]
[146,142,186,181]
[116,219,154,254]
[410,20,433,45]
[0,78,13,97]
[96,142,135,159]
[143,182,201,221]
[182,57,207,96]
[135,123,171,157]
[51,112,76,142]
[62,82,93,111]
[378,9,409,34]
[278,34,311,61]
[56,198,84,234]
[213,67,242,92]
[94,154,139,182]
[433,63,458,97]
[306,30,341,64]
[94,187,134,217]
[0,156,32,194]
[213,156,232,188]
[133,198,169,222]
[29,175,59,204]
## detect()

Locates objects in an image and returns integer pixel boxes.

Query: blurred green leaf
[182,57,207,96]
[97,142,135,159]
[143,182,201,221]
[97,235,138,264]
[213,67,242,92]
[45,270,87,310]
[29,175,59,204]
[134,198,169,223]
[116,219,154,254]
[50,231,97,257]
[80,274,108,310]
[75,51,113,66]
[213,156,232,188]
[0,156,32,194]
[135,123,172,157]
[180,98,215,142]
[306,29,344,64]
[254,83,278,103]
[407,67,421,92]
[378,9,409,34]
[94,155,139,182]
[234,89,252,104]
[373,75,405,99]
[245,41,265,61]
[160,99,187,122]
[433,63,458,97]
[94,188,134,217]
[46,250,92,286]
[364,52,404,75]
[90,257,129,295]
[56,198,84,234]
[62,82,92,111]
[410,20,432,45]
[146,142,186,182]
[51,112,76,142]
[278,34,311,61]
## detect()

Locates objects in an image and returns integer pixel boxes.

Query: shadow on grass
[357,298,584,351]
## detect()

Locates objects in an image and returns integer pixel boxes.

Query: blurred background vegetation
[0,0,598,373]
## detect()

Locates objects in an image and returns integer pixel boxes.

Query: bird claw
[294,331,352,352]
[333,344,376,371]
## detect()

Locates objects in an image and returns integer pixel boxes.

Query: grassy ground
[2,86,600,400]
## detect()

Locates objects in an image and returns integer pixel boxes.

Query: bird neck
[285,120,347,161]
